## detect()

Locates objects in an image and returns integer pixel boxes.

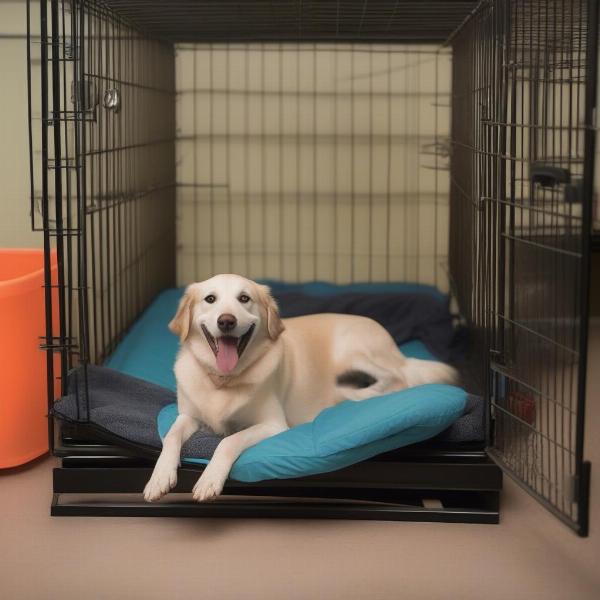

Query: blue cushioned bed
[53,282,485,483]
[104,285,447,391]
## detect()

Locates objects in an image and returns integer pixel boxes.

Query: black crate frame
[27,0,596,535]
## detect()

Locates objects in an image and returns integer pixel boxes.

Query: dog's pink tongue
[216,337,239,373]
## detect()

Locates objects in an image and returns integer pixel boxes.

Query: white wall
[0,1,42,248]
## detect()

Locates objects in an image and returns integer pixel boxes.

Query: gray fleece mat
[52,365,485,461]
[54,366,223,458]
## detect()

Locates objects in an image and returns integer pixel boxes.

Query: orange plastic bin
[0,249,59,468]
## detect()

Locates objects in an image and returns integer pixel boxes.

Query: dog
[143,274,458,502]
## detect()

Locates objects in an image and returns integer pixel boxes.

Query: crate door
[485,0,597,536]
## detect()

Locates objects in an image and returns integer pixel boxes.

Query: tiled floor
[1,323,599,600]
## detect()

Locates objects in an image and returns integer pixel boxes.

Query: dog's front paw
[192,467,227,502]
[143,464,178,502]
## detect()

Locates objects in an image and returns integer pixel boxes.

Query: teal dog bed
[51,282,479,484]
[158,385,466,482]
[104,284,454,391]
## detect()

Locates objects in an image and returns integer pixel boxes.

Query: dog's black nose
[217,313,237,333]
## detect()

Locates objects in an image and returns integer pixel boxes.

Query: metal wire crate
[26,0,596,534]
[449,0,596,534]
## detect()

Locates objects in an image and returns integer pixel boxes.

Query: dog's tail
[401,358,460,388]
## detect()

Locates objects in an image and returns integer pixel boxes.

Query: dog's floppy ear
[256,284,285,340]
[169,287,195,341]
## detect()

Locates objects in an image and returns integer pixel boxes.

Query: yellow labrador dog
[143,274,458,502]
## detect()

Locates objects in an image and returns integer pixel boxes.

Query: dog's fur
[143,274,458,502]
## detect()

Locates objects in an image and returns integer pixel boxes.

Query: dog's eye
[239,294,250,304]
[204,294,216,304]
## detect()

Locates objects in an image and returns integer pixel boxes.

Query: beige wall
[175,44,451,288]
[0,1,42,248]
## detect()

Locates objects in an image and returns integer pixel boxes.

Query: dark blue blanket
[271,291,467,364]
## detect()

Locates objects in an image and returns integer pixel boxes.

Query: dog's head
[169,274,284,375]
